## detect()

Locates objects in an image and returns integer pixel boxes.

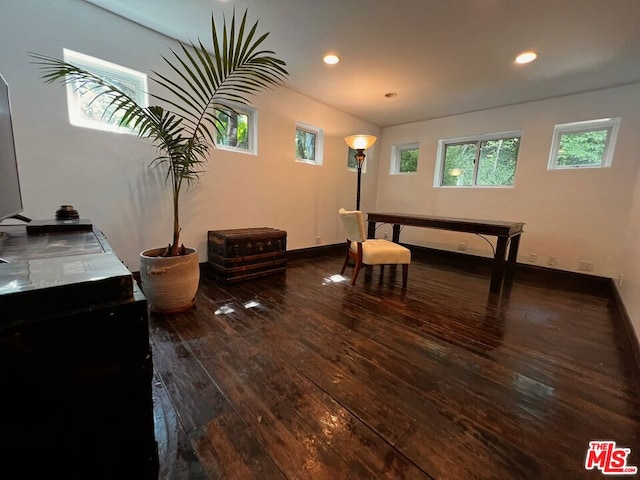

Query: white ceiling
[85,0,640,128]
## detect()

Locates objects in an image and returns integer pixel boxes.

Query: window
[390,142,419,174]
[347,147,366,172]
[435,131,521,187]
[295,122,323,165]
[63,49,148,134]
[547,118,620,169]
[214,105,256,154]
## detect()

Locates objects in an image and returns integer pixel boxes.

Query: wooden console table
[0,225,158,478]
[367,212,525,293]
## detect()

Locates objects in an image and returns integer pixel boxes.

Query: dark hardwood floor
[150,252,640,479]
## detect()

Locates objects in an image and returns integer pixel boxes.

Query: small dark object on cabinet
[208,227,287,283]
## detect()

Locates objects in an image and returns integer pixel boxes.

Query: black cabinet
[0,226,158,479]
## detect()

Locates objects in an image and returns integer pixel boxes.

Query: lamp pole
[344,135,377,212]
[355,150,365,211]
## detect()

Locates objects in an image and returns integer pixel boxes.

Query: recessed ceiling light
[515,51,538,64]
[323,54,340,65]
[385,92,398,98]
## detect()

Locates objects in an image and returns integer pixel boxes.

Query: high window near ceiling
[547,118,620,169]
[435,131,521,187]
[215,105,257,154]
[295,122,323,165]
[390,142,419,174]
[63,48,148,134]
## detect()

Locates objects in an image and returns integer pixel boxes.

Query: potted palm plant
[31,9,288,313]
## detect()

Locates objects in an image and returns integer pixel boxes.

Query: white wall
[376,84,640,336]
[376,84,640,280]
[0,0,379,270]
[620,164,640,338]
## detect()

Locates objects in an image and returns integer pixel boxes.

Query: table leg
[367,220,376,239]
[505,234,521,283]
[490,236,508,294]
[392,224,401,243]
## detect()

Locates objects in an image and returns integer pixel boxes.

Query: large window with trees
[63,49,148,134]
[547,118,619,169]
[390,142,419,174]
[435,132,521,187]
[215,105,256,154]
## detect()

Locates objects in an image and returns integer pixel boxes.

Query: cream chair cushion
[338,208,411,264]
[338,208,411,287]
[350,239,411,265]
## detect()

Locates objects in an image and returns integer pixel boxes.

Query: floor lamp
[344,134,377,211]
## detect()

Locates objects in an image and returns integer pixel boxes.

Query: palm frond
[31,8,287,255]
[150,8,288,146]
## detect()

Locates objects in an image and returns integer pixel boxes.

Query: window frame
[63,48,148,134]
[214,103,258,155]
[390,142,419,175]
[434,130,522,188]
[547,117,620,170]
[347,147,366,172]
[295,122,324,165]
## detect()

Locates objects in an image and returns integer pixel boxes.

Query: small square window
[390,142,419,174]
[63,49,148,134]
[548,118,620,169]
[214,105,256,154]
[295,122,323,165]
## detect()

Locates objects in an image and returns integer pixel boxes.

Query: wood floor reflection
[150,252,640,479]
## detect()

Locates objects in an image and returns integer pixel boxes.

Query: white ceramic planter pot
[139,247,200,314]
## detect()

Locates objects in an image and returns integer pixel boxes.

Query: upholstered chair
[338,208,411,287]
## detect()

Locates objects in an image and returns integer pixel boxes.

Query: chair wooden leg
[379,264,385,283]
[351,259,362,285]
[402,264,408,288]
[340,244,350,275]
[350,245,364,285]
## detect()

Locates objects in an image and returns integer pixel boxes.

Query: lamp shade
[344,134,377,150]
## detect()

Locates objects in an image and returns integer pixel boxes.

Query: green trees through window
[295,128,316,161]
[556,130,606,166]
[215,108,249,149]
[391,143,419,174]
[441,136,520,186]
[295,123,323,164]
[548,118,619,169]
[399,148,418,173]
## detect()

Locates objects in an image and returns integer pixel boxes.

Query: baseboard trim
[286,242,613,296]
[610,280,640,398]
[287,243,344,262]
[407,244,612,297]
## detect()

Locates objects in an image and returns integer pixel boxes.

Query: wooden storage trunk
[207,227,287,283]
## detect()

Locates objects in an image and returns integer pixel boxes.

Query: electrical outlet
[579,260,593,272]
[457,242,467,251]
[547,256,557,267]
[528,253,537,263]
[618,274,624,287]
[315,235,321,245]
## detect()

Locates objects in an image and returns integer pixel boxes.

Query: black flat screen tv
[0,73,26,223]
